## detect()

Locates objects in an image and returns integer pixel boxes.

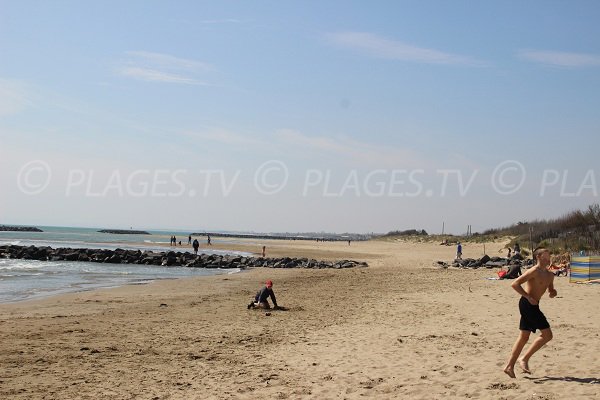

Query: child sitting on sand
[247,280,279,310]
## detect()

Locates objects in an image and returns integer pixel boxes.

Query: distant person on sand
[514,243,521,255]
[500,264,521,280]
[456,242,462,260]
[503,248,557,378]
[188,235,192,245]
[247,280,278,310]
[207,234,212,246]
[192,239,199,255]
[262,245,266,257]
[173,236,177,246]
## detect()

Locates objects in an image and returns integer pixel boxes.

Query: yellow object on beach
[570,256,600,283]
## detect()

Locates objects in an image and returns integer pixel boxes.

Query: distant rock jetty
[191,232,366,241]
[98,229,150,235]
[0,244,368,269]
[0,225,43,232]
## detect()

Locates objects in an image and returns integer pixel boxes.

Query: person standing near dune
[503,248,557,378]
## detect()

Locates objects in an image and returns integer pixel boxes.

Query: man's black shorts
[519,296,550,332]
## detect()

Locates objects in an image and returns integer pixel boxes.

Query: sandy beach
[1,239,598,399]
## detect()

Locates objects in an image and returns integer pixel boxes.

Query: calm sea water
[0,226,249,303]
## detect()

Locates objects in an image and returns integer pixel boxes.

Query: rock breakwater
[0,245,368,269]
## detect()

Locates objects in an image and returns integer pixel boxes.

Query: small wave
[0,240,21,245]
[0,272,44,277]
[225,268,242,275]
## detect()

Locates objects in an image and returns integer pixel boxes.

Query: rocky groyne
[0,225,43,232]
[0,244,368,269]
[98,229,150,235]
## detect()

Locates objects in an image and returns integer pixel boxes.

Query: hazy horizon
[2,1,599,234]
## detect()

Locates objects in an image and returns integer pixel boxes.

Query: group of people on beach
[170,234,211,250]
[247,247,557,380]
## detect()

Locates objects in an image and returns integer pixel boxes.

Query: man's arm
[511,269,537,304]
[548,275,557,298]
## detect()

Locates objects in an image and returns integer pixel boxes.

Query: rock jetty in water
[98,229,150,235]
[0,225,43,232]
[0,244,368,269]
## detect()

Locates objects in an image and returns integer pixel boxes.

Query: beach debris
[0,244,368,270]
[159,303,168,307]
[487,382,519,390]
[265,312,271,316]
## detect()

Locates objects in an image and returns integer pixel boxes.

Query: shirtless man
[503,248,557,378]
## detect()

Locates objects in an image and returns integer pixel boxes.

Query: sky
[1,1,600,234]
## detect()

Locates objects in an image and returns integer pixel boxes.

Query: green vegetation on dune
[376,203,600,254]
[483,204,600,253]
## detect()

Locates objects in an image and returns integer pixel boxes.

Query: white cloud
[274,129,430,168]
[125,51,212,71]
[183,129,264,146]
[118,67,207,85]
[0,79,32,116]
[518,49,600,67]
[117,51,213,85]
[326,32,484,66]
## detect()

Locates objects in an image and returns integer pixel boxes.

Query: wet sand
[1,238,598,399]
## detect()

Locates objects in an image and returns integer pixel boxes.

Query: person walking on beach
[456,242,462,260]
[207,234,211,246]
[247,280,278,310]
[503,248,557,378]
[261,245,266,257]
[188,235,192,245]
[192,238,199,255]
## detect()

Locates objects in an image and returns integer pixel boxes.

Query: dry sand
[1,238,598,399]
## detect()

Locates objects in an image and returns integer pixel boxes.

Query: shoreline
[0,239,368,304]
[1,238,598,399]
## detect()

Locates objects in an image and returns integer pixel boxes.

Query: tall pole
[442,222,445,236]
[529,227,533,258]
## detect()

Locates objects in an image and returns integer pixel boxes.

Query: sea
[0,226,250,303]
